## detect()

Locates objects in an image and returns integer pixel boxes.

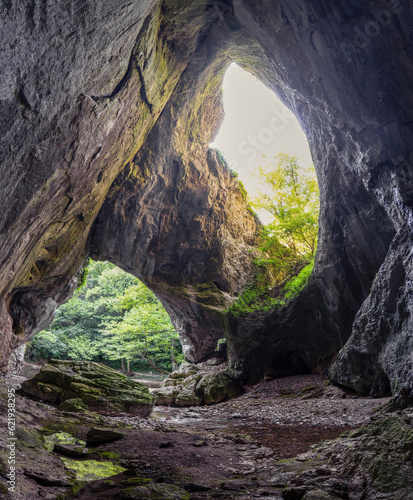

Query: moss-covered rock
[53,443,89,458]
[43,432,86,452]
[153,362,243,406]
[196,371,242,405]
[298,415,413,500]
[61,457,126,482]
[21,360,154,416]
[58,398,88,412]
[175,374,203,407]
[341,416,413,493]
[153,385,181,406]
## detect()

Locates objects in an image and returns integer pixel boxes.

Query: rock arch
[1,1,412,400]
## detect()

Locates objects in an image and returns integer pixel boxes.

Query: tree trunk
[171,338,178,372]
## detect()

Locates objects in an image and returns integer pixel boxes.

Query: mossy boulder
[175,374,203,407]
[153,363,243,406]
[341,416,413,494]
[152,385,181,406]
[58,398,88,412]
[196,371,242,405]
[21,360,154,416]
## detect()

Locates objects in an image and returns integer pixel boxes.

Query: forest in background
[26,260,184,374]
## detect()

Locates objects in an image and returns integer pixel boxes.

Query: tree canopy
[251,153,319,277]
[27,261,184,373]
[228,153,319,316]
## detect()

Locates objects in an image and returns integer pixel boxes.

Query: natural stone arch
[1,0,413,402]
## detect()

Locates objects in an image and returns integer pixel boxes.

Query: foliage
[215,338,227,352]
[283,260,315,300]
[27,261,184,373]
[216,149,229,169]
[251,153,319,268]
[227,154,319,316]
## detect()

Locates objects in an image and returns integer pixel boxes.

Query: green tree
[27,261,184,373]
[251,153,319,277]
[227,153,319,316]
[100,280,184,374]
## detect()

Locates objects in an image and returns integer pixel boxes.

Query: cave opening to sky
[211,63,314,223]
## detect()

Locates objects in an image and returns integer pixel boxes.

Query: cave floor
[1,375,390,499]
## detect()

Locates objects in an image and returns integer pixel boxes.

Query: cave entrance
[211,63,314,220]
[25,260,184,378]
[212,63,319,306]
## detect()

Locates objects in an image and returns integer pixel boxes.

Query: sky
[210,63,313,221]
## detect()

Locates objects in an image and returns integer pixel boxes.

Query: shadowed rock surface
[21,360,154,416]
[0,0,413,401]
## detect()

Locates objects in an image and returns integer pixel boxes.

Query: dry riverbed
[0,374,398,499]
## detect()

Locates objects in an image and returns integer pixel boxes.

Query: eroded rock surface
[21,360,154,416]
[0,0,413,400]
[2,374,406,500]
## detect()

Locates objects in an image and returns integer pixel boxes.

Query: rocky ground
[2,373,413,499]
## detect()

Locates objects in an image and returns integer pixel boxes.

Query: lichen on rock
[21,360,154,416]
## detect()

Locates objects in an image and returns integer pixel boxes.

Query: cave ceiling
[1,0,413,401]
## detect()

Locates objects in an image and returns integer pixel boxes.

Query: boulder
[152,386,181,406]
[21,360,154,416]
[196,371,242,405]
[152,362,243,407]
[53,443,89,458]
[58,398,88,413]
[174,375,203,407]
[86,428,125,447]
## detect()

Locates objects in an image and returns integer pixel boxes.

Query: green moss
[301,385,324,399]
[120,483,190,499]
[96,451,121,460]
[340,416,413,493]
[227,259,314,317]
[216,150,229,168]
[61,458,126,482]
[215,337,227,352]
[76,260,90,291]
[43,432,86,452]
[122,477,154,485]
[283,260,314,300]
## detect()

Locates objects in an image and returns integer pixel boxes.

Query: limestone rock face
[0,0,259,369]
[1,0,413,400]
[21,360,155,416]
[330,225,413,402]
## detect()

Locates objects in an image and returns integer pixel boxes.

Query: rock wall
[0,0,260,370]
[1,0,413,399]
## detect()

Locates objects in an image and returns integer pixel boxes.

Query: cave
[1,0,413,497]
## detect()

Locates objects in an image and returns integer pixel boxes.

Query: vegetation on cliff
[227,154,319,316]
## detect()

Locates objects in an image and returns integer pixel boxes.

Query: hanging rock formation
[1,1,413,401]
